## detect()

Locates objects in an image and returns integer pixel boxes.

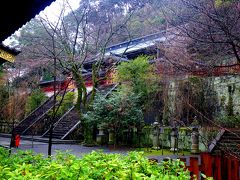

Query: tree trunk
[88,64,98,108]
[72,67,90,142]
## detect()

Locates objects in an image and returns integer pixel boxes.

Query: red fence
[191,64,240,77]
[183,153,239,180]
[156,63,240,77]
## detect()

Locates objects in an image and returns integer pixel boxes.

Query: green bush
[25,89,47,115]
[216,115,240,128]
[56,91,75,116]
[47,91,75,118]
[85,91,144,146]
[0,147,191,179]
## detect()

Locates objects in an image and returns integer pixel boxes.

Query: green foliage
[42,71,53,81]
[141,126,152,148]
[0,147,191,179]
[47,91,74,119]
[179,77,218,123]
[117,55,154,94]
[85,90,144,146]
[25,89,47,115]
[143,149,191,156]
[0,67,9,112]
[85,91,143,129]
[199,128,218,151]
[215,0,236,7]
[126,2,166,39]
[55,91,75,117]
[216,115,240,128]
[116,55,160,107]
[0,84,9,119]
[227,94,234,116]
[0,65,4,78]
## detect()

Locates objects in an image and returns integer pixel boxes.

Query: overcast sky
[3,0,81,46]
[39,0,81,23]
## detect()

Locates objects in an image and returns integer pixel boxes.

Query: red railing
[156,63,240,77]
[41,78,113,93]
[183,152,239,180]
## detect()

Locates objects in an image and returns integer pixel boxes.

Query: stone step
[224,132,240,136]
[221,139,240,143]
[46,131,66,134]
[222,135,240,140]
[218,143,240,150]
[45,132,65,136]
[44,135,63,139]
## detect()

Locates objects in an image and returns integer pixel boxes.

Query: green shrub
[56,91,75,116]
[216,115,240,128]
[25,89,47,115]
[0,147,191,179]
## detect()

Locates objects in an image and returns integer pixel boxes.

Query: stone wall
[214,75,240,115]
[162,75,240,125]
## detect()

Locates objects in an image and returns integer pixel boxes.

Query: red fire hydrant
[15,134,20,148]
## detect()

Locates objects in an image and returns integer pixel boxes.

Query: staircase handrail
[208,129,225,152]
[52,106,75,131]
[61,83,119,139]
[61,120,81,140]
[41,106,75,137]
[104,83,119,97]
[41,83,119,139]
[21,104,57,135]
[41,87,93,137]
[16,96,53,128]
[15,90,62,128]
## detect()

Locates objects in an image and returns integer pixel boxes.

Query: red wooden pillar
[190,157,199,179]
[231,159,239,180]
[200,153,213,177]
[228,158,232,180]
[221,156,228,180]
[213,155,221,180]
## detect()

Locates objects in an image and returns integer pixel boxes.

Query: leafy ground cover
[139,148,191,156]
[0,147,192,180]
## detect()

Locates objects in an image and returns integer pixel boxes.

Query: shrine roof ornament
[0,44,20,64]
[0,0,56,64]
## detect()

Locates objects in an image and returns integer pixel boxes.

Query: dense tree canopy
[160,0,240,65]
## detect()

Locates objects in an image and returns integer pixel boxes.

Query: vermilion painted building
[39,75,113,97]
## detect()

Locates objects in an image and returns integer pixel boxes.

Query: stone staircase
[97,83,118,96]
[42,106,80,139]
[209,129,240,157]
[14,95,57,135]
[42,83,119,139]
[87,83,118,99]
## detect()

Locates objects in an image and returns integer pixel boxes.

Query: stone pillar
[170,127,178,152]
[108,129,114,145]
[152,121,160,149]
[191,127,199,154]
[159,127,164,149]
[96,126,104,144]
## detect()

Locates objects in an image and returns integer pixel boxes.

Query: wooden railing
[155,63,240,77]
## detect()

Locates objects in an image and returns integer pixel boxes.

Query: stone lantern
[96,125,105,144]
[108,129,114,145]
[152,121,160,149]
[170,127,178,152]
[191,127,199,154]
